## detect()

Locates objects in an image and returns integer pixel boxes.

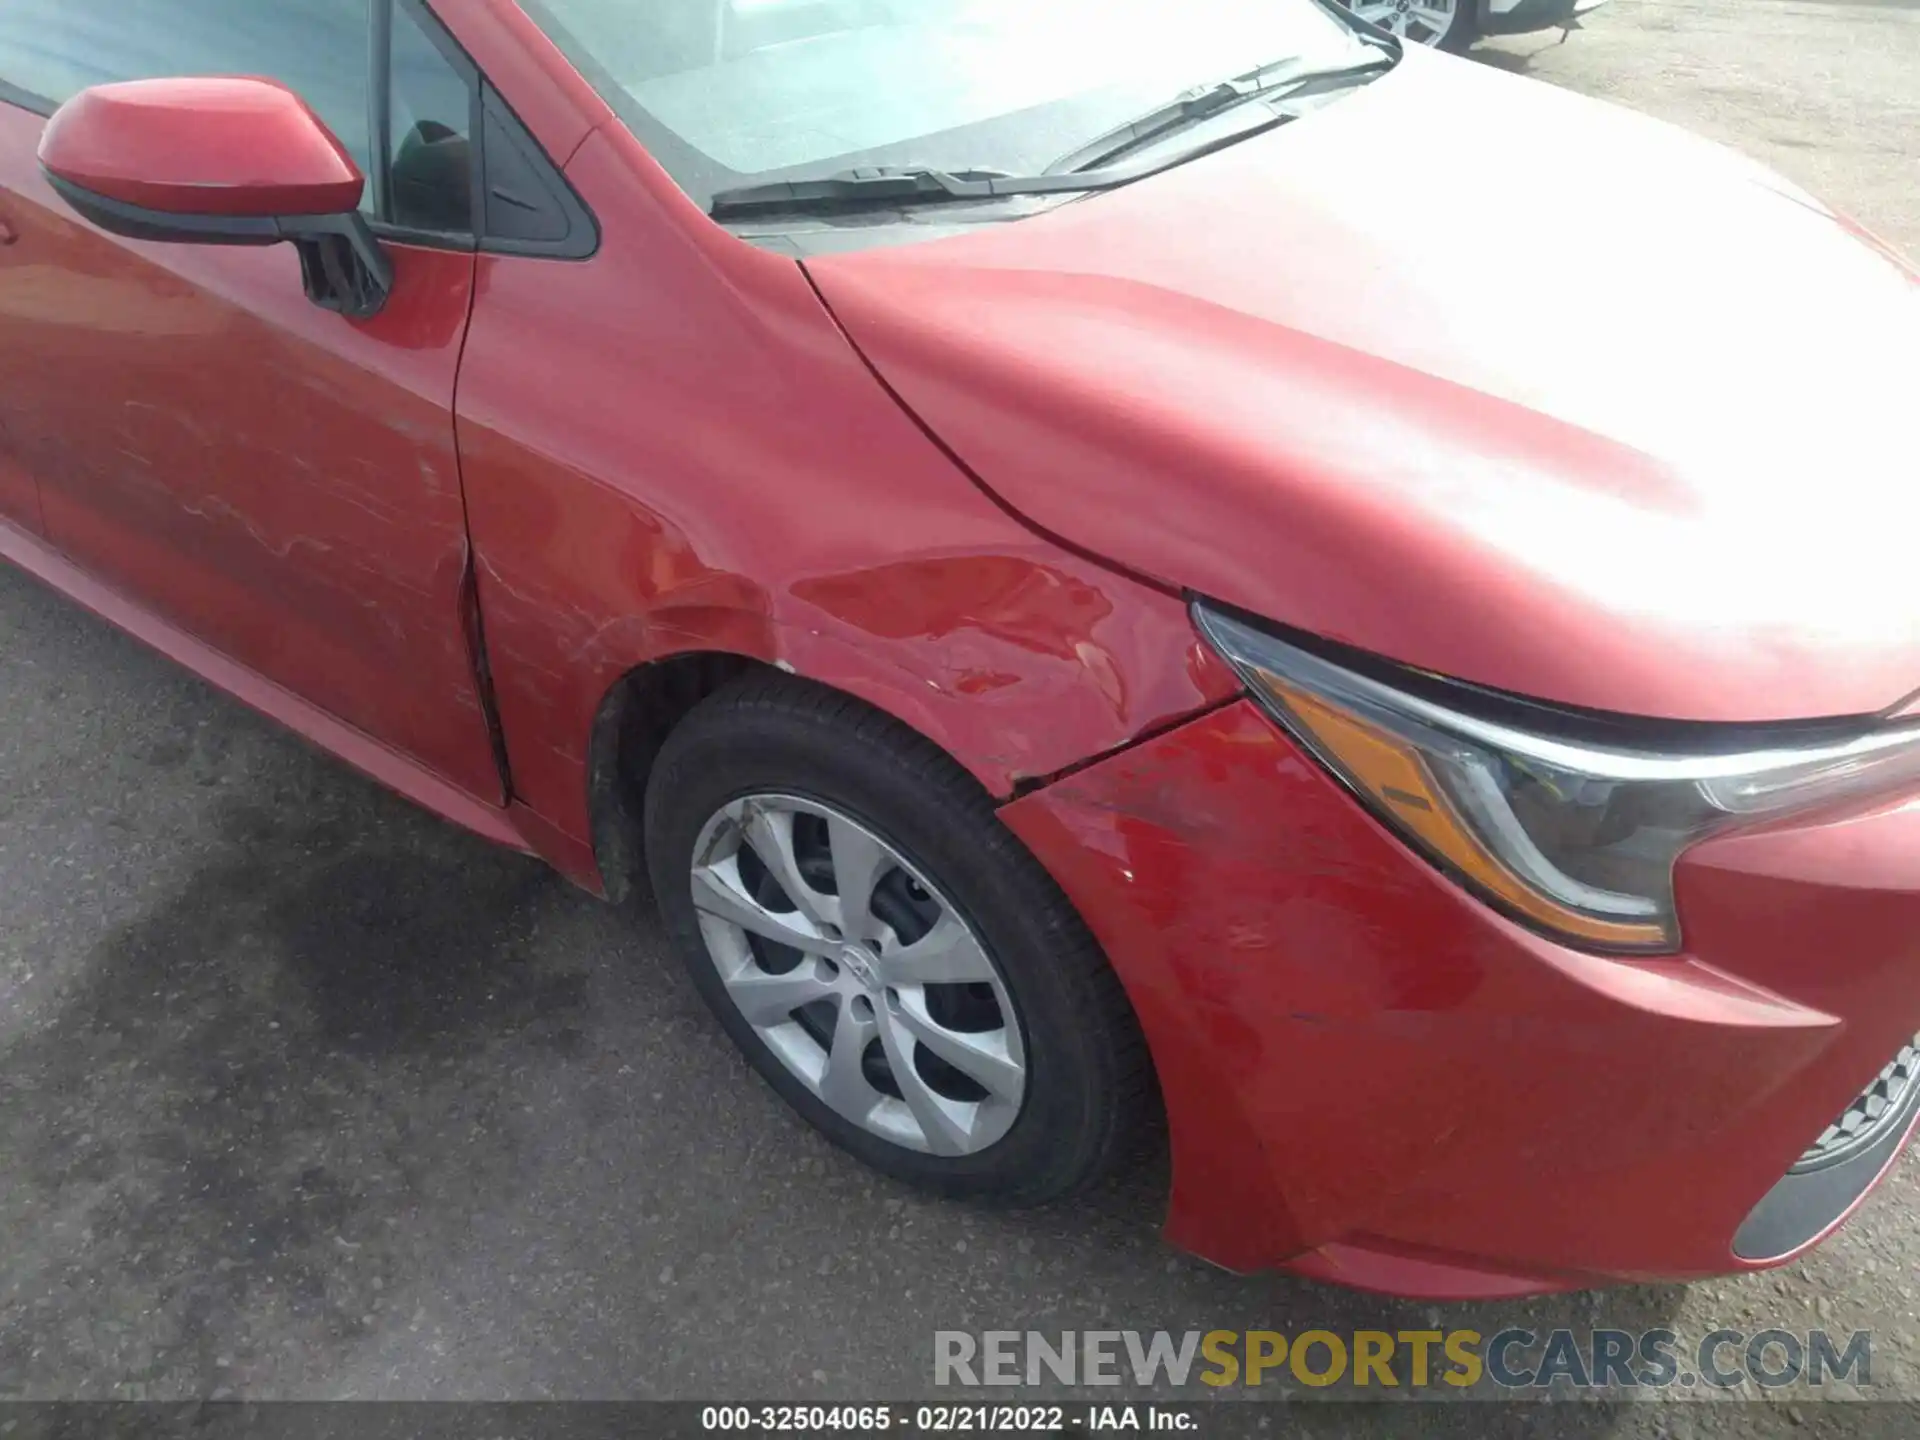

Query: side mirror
[38,77,392,320]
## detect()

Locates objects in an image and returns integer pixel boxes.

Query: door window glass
[387,2,475,234]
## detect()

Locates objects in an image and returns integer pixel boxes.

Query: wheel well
[587,650,1170,1161]
[587,651,765,904]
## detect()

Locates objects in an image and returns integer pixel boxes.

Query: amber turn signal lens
[1261,673,1672,950]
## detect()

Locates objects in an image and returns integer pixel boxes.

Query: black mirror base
[286,212,395,320]
[42,170,394,320]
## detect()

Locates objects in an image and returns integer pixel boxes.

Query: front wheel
[1343,0,1478,51]
[643,673,1155,1206]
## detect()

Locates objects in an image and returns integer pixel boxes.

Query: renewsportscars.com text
[933,1328,1872,1392]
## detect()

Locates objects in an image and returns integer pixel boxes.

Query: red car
[2,0,1917,1300]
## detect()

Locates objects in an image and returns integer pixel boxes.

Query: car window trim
[380,0,483,241]
[369,0,397,220]
[400,0,598,261]
[473,81,599,261]
[0,77,54,118]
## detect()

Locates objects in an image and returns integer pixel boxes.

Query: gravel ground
[2,2,1917,1433]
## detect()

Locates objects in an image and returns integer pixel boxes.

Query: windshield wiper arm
[710,165,1111,221]
[706,49,1395,224]
[1045,53,1398,177]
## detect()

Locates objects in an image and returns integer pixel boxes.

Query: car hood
[805,49,1920,725]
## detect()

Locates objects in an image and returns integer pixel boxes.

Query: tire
[1341,0,1479,53]
[643,671,1154,1206]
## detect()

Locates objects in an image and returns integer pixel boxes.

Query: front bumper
[1001,700,1920,1297]
[1482,0,1612,36]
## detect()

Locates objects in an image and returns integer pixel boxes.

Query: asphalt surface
[2,1,1917,1432]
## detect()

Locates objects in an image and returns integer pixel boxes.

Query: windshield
[520,0,1373,213]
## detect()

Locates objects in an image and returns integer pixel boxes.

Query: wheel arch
[581,622,1071,905]
[586,648,765,906]
[508,546,1237,902]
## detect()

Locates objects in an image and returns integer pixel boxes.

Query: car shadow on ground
[0,778,595,1394]
[0,728,1692,1414]
[1473,34,1569,77]
[1471,44,1539,76]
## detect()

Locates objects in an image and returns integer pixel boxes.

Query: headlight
[1195,601,1920,953]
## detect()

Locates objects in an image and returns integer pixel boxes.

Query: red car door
[0,159,36,534]
[0,412,37,537]
[0,0,503,803]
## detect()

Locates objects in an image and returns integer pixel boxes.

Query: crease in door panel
[446,244,517,806]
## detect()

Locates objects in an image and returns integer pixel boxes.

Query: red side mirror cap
[39,76,365,219]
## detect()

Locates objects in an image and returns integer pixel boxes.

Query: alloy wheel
[1346,0,1463,46]
[688,794,1027,1156]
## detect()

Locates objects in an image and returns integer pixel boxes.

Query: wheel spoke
[687,791,1027,1157]
[888,993,1024,1102]
[819,1001,879,1120]
[826,816,891,942]
[740,802,831,928]
[877,1009,972,1156]
[692,859,835,953]
[880,914,997,986]
[724,963,837,1027]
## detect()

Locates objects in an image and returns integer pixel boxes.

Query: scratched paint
[0,101,501,802]
[454,126,1237,849]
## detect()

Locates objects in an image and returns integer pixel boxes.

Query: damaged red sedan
[2,0,1918,1299]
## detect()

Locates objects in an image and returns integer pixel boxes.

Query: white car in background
[1343,0,1611,51]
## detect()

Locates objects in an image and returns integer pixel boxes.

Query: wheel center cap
[839,944,881,991]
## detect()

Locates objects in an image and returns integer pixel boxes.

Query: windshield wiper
[709,166,1090,221]
[1045,53,1398,176]
[707,45,1397,222]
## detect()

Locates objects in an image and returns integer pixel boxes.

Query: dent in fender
[1000,701,1866,1282]
[455,124,1238,871]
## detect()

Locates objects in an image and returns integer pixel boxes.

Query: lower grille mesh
[1793,1035,1920,1173]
